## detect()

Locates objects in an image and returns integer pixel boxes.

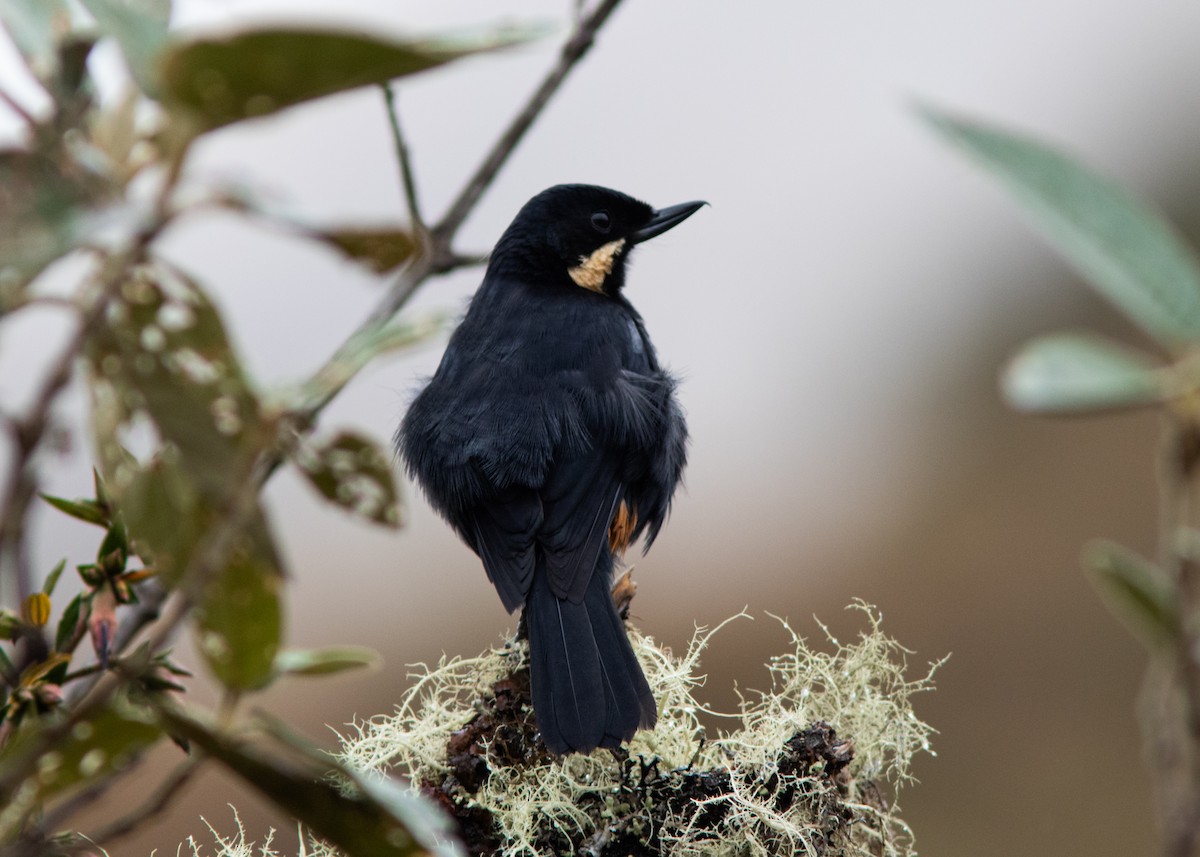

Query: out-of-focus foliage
[0,1,541,854]
[924,105,1200,857]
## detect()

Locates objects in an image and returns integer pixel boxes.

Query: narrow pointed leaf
[922,107,1200,347]
[294,430,402,528]
[42,559,67,596]
[39,493,109,527]
[317,227,418,274]
[275,646,380,677]
[157,25,542,133]
[1003,332,1165,413]
[54,593,86,652]
[1084,540,1178,651]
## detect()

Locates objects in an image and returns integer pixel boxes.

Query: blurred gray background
[4,0,1196,853]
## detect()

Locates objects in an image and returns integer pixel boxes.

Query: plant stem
[432,0,626,243]
[381,83,426,236]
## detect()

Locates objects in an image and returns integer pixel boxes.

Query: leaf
[42,558,67,596]
[119,451,201,582]
[156,703,453,857]
[192,509,283,690]
[156,24,541,133]
[97,516,129,568]
[86,263,269,498]
[0,610,20,641]
[1002,332,1166,413]
[55,593,86,653]
[921,107,1200,348]
[275,646,380,677]
[0,0,70,80]
[1084,540,1178,651]
[316,227,418,275]
[78,0,170,94]
[18,653,70,687]
[39,493,109,527]
[0,697,162,807]
[295,430,402,528]
[0,150,102,283]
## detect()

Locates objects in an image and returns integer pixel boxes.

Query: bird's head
[489,184,706,297]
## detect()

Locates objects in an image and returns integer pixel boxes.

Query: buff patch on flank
[568,238,626,293]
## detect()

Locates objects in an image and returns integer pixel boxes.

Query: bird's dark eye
[590,211,611,233]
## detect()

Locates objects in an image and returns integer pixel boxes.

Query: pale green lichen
[183,602,941,857]
[337,601,941,857]
[173,807,293,857]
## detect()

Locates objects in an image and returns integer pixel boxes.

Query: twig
[381,83,426,234]
[432,0,626,243]
[0,259,131,606]
[87,758,202,848]
[1162,419,1200,857]
[0,87,34,127]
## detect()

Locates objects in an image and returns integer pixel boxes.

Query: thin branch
[0,262,125,606]
[88,758,202,848]
[432,0,626,243]
[381,83,426,234]
[0,87,35,127]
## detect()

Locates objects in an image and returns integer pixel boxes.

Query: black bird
[398,184,704,754]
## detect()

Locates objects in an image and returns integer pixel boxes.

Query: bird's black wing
[462,485,542,614]
[537,450,624,603]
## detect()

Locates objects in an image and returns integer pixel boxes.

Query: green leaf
[156,24,540,133]
[78,0,170,94]
[54,593,86,653]
[42,559,67,596]
[39,493,109,527]
[0,150,106,284]
[921,107,1200,348]
[275,646,380,677]
[192,510,283,691]
[97,516,129,567]
[156,703,452,857]
[1002,332,1165,413]
[0,0,70,80]
[0,697,162,809]
[316,227,418,275]
[118,450,200,582]
[1084,540,1178,651]
[295,430,402,528]
[87,263,269,498]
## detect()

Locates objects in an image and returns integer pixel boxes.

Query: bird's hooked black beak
[629,200,707,244]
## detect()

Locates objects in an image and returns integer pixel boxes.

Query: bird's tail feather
[525,558,656,754]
